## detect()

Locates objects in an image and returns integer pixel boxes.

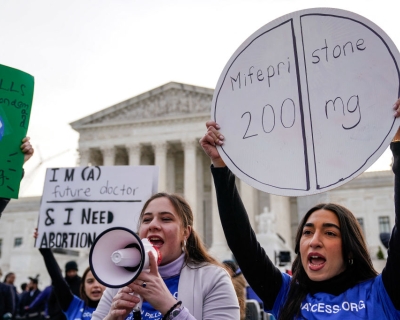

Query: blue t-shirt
[270,273,400,319]
[125,274,180,320]
[65,296,96,320]
[247,286,263,304]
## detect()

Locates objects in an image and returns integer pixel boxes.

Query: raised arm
[200,121,283,310]
[38,249,74,311]
[27,286,51,312]
[383,103,400,309]
[0,198,11,217]
[0,137,34,218]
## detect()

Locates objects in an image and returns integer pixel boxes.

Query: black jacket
[65,275,81,298]
[0,283,14,317]
[18,289,42,316]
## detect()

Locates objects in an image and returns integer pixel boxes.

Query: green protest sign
[0,64,34,199]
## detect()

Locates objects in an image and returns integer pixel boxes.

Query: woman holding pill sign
[199,99,400,319]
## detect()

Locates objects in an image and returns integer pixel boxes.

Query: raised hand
[199,120,226,167]
[21,137,34,164]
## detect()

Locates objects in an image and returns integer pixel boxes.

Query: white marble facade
[0,82,394,289]
[70,82,221,253]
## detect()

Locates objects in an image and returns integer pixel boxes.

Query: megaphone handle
[132,310,142,320]
[131,292,142,320]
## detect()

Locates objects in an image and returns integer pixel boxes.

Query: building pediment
[70,82,214,130]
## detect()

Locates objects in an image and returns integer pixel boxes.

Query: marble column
[183,139,198,228]
[78,148,90,167]
[127,144,141,166]
[209,179,232,261]
[240,180,257,228]
[166,153,176,193]
[269,195,292,246]
[102,146,115,166]
[195,151,204,239]
[364,195,376,249]
[153,141,168,192]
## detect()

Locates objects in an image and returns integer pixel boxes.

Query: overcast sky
[1,0,399,197]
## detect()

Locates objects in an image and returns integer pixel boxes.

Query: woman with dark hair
[199,99,400,319]
[280,203,378,318]
[34,231,106,320]
[92,192,239,320]
[3,272,19,315]
[3,272,16,285]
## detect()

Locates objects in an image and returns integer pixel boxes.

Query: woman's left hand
[21,137,34,164]
[394,99,400,118]
[128,251,178,315]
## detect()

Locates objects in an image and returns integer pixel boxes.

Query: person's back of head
[223,260,239,276]
[20,282,28,292]
[223,260,246,320]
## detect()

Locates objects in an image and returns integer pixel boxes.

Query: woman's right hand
[199,120,226,167]
[392,99,400,141]
[106,287,140,320]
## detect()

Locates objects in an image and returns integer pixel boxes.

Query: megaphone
[89,227,161,318]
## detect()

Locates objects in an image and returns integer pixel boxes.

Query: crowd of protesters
[0,260,81,320]
[2,99,400,320]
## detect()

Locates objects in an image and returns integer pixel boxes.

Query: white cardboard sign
[213,8,400,196]
[36,166,158,248]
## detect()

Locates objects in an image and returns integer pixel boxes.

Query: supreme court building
[69,81,295,260]
[0,82,393,287]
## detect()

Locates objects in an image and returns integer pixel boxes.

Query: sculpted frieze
[88,88,212,125]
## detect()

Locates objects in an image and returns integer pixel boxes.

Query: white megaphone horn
[89,227,161,319]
